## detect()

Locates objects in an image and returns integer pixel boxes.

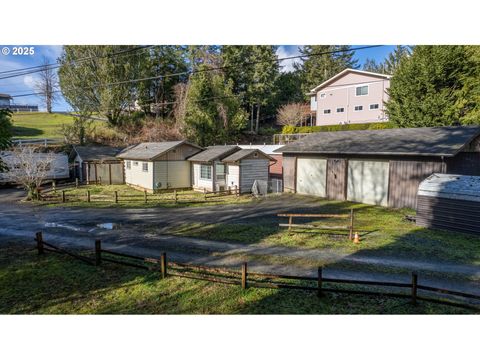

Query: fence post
[317,266,323,298]
[95,240,102,266]
[204,188,207,201]
[144,190,148,203]
[62,190,66,203]
[349,209,354,241]
[241,262,248,289]
[411,272,418,305]
[75,178,79,188]
[52,180,56,193]
[87,190,91,203]
[160,252,167,279]
[235,185,239,197]
[98,176,102,186]
[174,189,177,204]
[35,231,44,255]
[288,215,293,232]
[114,191,118,204]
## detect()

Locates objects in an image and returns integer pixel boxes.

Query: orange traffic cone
[353,232,360,244]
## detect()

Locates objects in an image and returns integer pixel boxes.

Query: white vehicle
[0,151,70,184]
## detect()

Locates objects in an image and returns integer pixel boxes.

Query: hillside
[11,112,75,139]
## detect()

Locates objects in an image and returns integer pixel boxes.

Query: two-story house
[308,69,391,126]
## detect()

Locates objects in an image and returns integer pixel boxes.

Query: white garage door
[296,158,327,197]
[347,160,389,206]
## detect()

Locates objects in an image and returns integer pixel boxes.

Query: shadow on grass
[12,126,44,137]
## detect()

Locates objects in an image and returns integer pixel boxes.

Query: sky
[0,45,396,112]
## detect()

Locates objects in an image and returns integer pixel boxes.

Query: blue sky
[0,45,396,112]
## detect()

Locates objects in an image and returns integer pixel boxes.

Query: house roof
[74,146,122,162]
[308,68,391,94]
[188,145,240,162]
[116,141,202,161]
[275,126,480,157]
[238,144,284,155]
[0,93,12,99]
[222,149,276,162]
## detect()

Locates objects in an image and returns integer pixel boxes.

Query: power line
[0,45,154,80]
[7,45,384,99]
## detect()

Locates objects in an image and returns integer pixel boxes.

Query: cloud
[276,45,303,73]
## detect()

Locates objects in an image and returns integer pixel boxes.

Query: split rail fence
[33,232,480,311]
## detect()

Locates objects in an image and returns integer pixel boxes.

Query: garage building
[277,126,480,208]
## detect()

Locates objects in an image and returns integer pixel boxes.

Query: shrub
[281,122,395,134]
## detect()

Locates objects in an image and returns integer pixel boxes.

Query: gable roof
[238,144,284,155]
[74,146,122,162]
[116,141,202,161]
[222,149,276,162]
[309,68,391,94]
[188,145,240,162]
[276,126,480,157]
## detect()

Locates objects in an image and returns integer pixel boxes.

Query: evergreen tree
[363,58,385,73]
[0,109,12,171]
[383,45,411,74]
[386,45,480,127]
[182,64,247,147]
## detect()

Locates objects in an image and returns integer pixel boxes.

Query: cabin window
[215,163,225,181]
[336,107,345,113]
[200,164,212,180]
[356,85,368,96]
[142,162,148,172]
[126,161,131,169]
[370,103,379,110]
[354,105,363,111]
[323,109,331,114]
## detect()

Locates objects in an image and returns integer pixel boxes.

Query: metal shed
[416,174,480,235]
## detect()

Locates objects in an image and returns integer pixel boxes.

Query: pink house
[308,69,391,126]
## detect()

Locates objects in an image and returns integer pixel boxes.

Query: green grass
[166,198,480,267]
[43,184,255,208]
[0,242,472,314]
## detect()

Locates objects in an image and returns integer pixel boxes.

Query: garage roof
[188,145,240,162]
[276,126,480,157]
[222,149,275,162]
[116,141,202,161]
[74,146,122,162]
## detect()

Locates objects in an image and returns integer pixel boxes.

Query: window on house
[142,162,148,172]
[215,163,225,181]
[370,103,379,110]
[356,85,368,96]
[354,105,363,111]
[126,161,131,170]
[200,164,212,180]
[323,109,331,114]
[336,107,345,113]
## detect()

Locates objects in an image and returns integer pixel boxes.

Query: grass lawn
[43,184,255,208]
[166,197,480,267]
[11,112,111,139]
[0,241,472,314]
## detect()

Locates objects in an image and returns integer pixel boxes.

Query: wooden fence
[278,210,355,240]
[33,233,480,311]
[41,186,240,205]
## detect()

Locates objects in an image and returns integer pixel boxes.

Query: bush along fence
[40,184,240,204]
[278,210,357,242]
[34,233,480,312]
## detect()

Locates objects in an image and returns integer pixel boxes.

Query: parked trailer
[0,151,69,184]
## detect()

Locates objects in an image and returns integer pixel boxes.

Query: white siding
[239,159,269,193]
[296,158,327,197]
[154,160,191,189]
[192,163,213,191]
[124,160,154,190]
[347,160,389,206]
[226,164,239,190]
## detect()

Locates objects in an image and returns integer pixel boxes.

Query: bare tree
[1,146,56,200]
[172,82,189,128]
[276,103,310,126]
[35,56,59,113]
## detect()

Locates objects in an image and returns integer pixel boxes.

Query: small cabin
[416,173,480,235]
[116,141,202,192]
[222,149,275,194]
[188,145,240,192]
